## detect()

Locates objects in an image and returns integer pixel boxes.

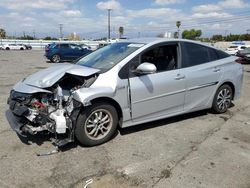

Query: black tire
[20,48,24,50]
[212,84,233,113]
[51,54,61,63]
[6,47,10,50]
[75,102,118,146]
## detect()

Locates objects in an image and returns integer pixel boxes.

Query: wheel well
[90,97,123,122]
[220,82,235,100]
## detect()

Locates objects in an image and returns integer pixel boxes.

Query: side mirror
[134,62,156,75]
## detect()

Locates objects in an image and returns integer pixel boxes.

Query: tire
[6,47,10,50]
[75,102,118,146]
[51,54,61,63]
[212,84,233,113]
[20,48,24,50]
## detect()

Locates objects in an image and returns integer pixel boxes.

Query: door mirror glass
[134,62,156,75]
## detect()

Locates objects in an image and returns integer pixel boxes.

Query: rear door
[58,44,71,60]
[180,42,223,111]
[69,44,83,59]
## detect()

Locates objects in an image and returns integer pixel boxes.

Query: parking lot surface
[0,50,250,188]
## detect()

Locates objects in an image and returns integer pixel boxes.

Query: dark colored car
[24,44,32,50]
[236,47,250,63]
[45,43,92,63]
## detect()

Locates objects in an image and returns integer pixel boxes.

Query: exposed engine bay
[7,73,98,148]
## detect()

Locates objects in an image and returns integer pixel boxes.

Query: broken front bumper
[5,109,28,137]
[6,96,30,137]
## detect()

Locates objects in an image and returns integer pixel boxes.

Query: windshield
[76,42,143,71]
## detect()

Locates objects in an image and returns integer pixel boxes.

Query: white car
[6,38,243,147]
[3,44,26,50]
[225,45,247,55]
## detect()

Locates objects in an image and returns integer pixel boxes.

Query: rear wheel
[212,84,233,113]
[6,47,10,50]
[51,54,60,63]
[75,103,118,146]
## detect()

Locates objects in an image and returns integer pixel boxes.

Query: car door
[180,42,223,111]
[128,43,186,122]
[58,44,71,60]
[68,44,82,59]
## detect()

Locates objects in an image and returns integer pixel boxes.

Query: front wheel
[75,103,118,146]
[212,84,233,113]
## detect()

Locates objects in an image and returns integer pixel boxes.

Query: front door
[128,43,186,122]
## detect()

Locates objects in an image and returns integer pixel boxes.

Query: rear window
[181,42,229,68]
[58,44,69,48]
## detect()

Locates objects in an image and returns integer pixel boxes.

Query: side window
[70,44,82,50]
[118,56,139,79]
[140,44,178,72]
[207,48,219,62]
[59,44,69,49]
[118,43,178,79]
[216,50,230,59]
[181,42,210,67]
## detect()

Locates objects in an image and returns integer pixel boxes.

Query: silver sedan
[6,38,243,147]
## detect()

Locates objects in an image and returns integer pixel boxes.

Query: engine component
[49,109,67,134]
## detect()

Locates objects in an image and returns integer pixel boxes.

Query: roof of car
[127,37,204,45]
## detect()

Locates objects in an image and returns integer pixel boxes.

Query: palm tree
[119,26,124,38]
[0,28,6,39]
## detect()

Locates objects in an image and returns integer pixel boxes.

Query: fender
[72,87,115,106]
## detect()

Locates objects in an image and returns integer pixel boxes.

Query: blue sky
[0,0,249,39]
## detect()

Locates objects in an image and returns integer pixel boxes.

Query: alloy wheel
[84,109,113,140]
[216,88,231,111]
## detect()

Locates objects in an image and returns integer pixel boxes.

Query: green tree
[18,35,35,40]
[43,36,58,40]
[0,28,6,38]
[118,26,124,38]
[182,29,202,40]
[211,35,223,41]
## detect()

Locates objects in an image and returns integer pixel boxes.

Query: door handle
[213,67,221,72]
[175,74,185,80]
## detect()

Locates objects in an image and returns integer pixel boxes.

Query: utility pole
[107,9,112,41]
[59,23,63,40]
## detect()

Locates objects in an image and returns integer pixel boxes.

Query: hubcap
[217,88,231,111]
[52,55,60,63]
[84,109,112,140]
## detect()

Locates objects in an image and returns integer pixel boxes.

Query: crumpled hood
[23,63,100,88]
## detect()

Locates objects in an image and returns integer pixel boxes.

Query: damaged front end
[6,64,99,147]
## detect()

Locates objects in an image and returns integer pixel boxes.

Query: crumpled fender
[72,87,115,106]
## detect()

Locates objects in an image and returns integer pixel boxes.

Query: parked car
[3,44,26,50]
[6,38,243,147]
[236,47,250,63]
[45,43,92,63]
[225,45,247,55]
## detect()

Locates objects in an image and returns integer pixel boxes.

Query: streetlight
[59,23,63,40]
[107,9,112,41]
[176,21,181,38]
